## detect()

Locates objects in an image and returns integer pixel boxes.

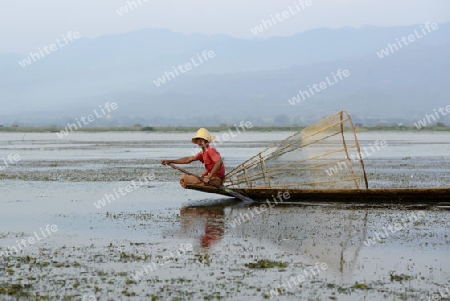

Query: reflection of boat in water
[186,111,450,204]
[225,204,369,282]
[177,201,369,282]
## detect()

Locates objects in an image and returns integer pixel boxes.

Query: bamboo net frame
[224,111,369,190]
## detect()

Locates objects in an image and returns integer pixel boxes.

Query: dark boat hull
[185,185,450,205]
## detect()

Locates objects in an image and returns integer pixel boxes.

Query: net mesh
[224,111,368,190]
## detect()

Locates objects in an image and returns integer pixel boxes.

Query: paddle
[168,163,254,203]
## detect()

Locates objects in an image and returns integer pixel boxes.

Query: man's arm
[161,156,197,165]
[204,159,223,183]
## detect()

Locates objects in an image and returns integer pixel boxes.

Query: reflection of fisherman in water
[180,206,226,248]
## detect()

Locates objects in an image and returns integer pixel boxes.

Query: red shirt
[195,146,225,179]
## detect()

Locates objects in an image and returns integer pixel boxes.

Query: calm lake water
[0,131,449,300]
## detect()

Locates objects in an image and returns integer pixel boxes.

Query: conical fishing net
[224,111,368,190]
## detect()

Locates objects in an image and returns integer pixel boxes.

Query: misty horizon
[1,1,449,127]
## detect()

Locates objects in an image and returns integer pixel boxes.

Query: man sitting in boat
[161,128,226,188]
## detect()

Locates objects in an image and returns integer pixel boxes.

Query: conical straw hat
[192,128,216,144]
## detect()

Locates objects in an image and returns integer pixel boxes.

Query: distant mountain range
[1,22,449,126]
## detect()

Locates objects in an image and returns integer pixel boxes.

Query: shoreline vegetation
[0,125,449,133]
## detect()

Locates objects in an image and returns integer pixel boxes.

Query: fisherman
[161,128,225,188]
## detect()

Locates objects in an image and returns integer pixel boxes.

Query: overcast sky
[1,0,449,54]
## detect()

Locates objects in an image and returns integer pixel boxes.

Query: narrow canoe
[185,185,450,204]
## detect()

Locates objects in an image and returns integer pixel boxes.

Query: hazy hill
[1,23,449,125]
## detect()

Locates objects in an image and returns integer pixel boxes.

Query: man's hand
[161,160,172,165]
[203,175,211,184]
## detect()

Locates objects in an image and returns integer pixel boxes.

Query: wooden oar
[168,163,254,203]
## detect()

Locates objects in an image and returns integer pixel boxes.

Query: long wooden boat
[186,185,450,205]
[186,111,450,206]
